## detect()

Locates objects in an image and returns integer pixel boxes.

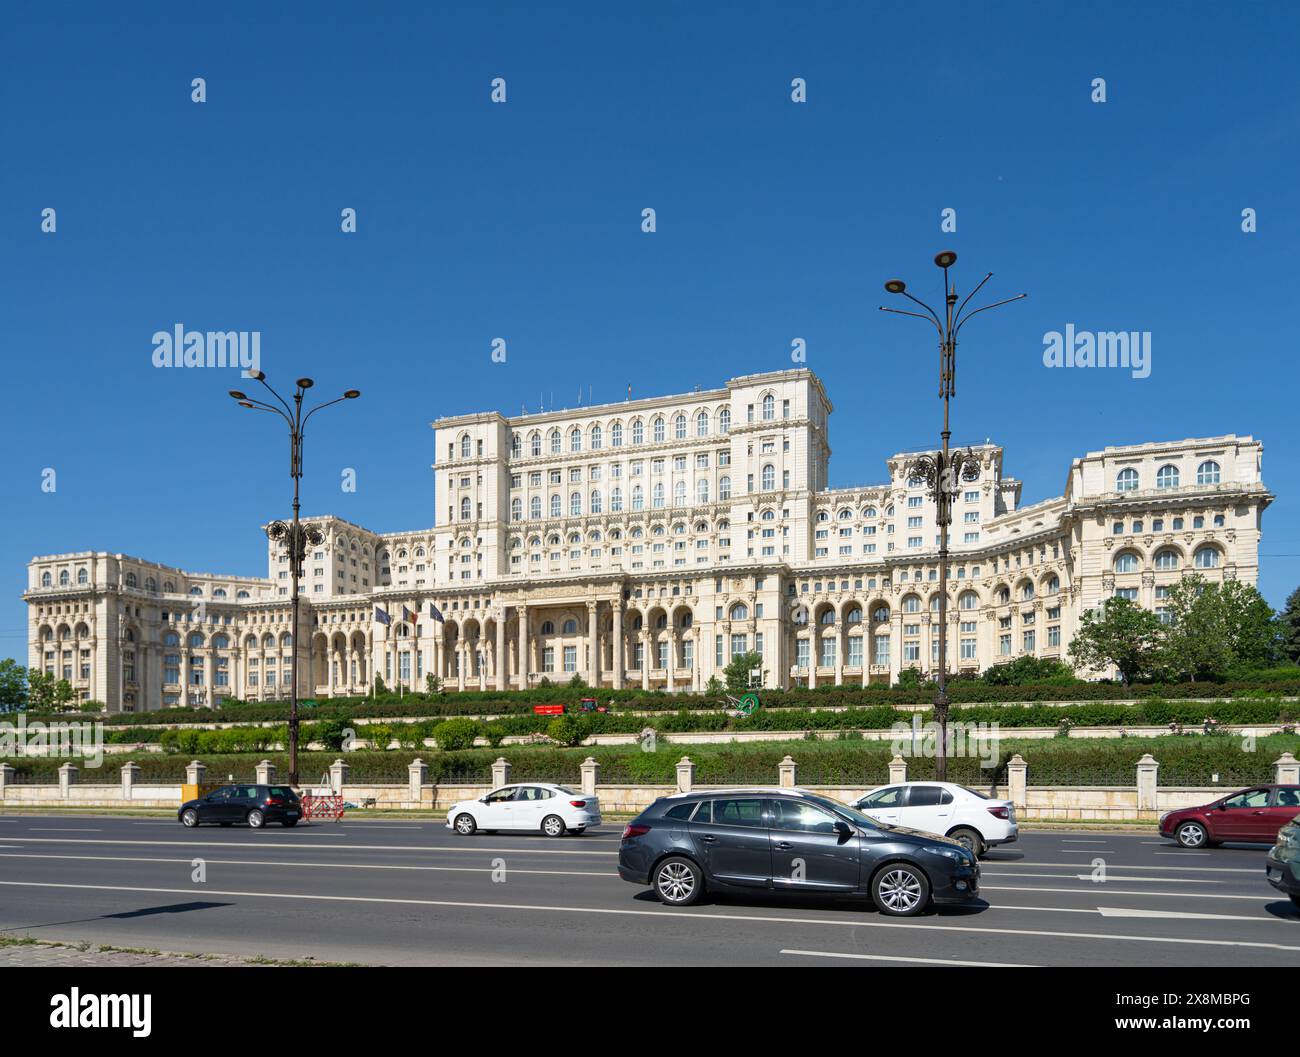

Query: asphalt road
[0,814,1295,966]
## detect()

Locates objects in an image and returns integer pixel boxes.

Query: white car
[851,781,1017,857]
[446,783,601,838]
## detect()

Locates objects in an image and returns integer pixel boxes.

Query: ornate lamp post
[880,251,1024,780]
[228,373,360,786]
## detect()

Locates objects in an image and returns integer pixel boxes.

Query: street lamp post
[228,373,360,786]
[880,251,1024,781]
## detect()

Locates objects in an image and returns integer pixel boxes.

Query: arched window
[959,591,978,610]
[188,585,202,596]
[762,393,775,420]
[562,619,578,634]
[1046,575,1060,594]
[59,570,70,586]
[653,417,665,443]
[510,498,522,521]
[530,496,542,519]
[187,632,205,648]
[1194,545,1220,569]
[761,509,775,521]
[540,621,554,635]
[213,588,227,598]
[1116,467,1139,492]
[846,607,863,624]
[549,429,561,454]
[729,603,749,620]
[530,431,541,457]
[652,483,665,508]
[718,408,731,433]
[1197,460,1221,485]
[1154,548,1179,571]
[212,634,230,649]
[591,489,603,514]
[673,481,686,506]
[40,571,51,587]
[237,590,250,599]
[1156,464,1180,489]
[863,507,877,518]
[550,494,562,517]
[819,609,835,625]
[696,478,710,503]
[719,476,731,500]
[696,411,709,437]
[460,434,471,458]
[838,508,852,520]
[902,595,921,613]
[164,632,180,647]
[590,424,602,450]
[611,422,623,447]
[569,492,582,516]
[77,568,89,585]
[126,572,138,588]
[761,464,775,490]
[674,414,686,439]
[460,497,471,520]
[569,428,581,453]
[872,605,890,622]
[1114,552,1139,573]
[1020,582,1035,600]
[511,433,521,457]
[632,485,644,511]
[611,486,623,512]
[632,419,644,445]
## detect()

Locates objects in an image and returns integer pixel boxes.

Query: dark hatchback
[178,784,301,829]
[618,788,979,916]
[1266,815,1300,908]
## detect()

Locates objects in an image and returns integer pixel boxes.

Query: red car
[1160,784,1300,848]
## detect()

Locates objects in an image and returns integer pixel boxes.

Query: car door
[199,786,232,822]
[513,786,550,831]
[1267,786,1300,839]
[856,785,906,826]
[688,797,772,887]
[479,786,518,828]
[1212,788,1272,840]
[899,784,952,836]
[768,798,860,892]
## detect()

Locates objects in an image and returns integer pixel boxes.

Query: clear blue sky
[3,0,1298,663]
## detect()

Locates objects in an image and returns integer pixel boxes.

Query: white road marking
[26,828,101,832]
[0,837,614,856]
[0,852,609,877]
[780,949,1036,967]
[983,861,1256,874]
[1062,839,1109,844]
[3,880,1299,953]
[1098,906,1288,923]
[983,886,1276,903]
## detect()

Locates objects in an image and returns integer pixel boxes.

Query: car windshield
[959,786,990,800]
[801,793,887,831]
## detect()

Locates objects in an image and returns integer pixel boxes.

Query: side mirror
[833,820,853,840]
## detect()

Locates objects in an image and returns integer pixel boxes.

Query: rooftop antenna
[627,382,632,401]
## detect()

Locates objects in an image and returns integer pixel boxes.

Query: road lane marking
[26,828,102,832]
[0,851,611,877]
[780,949,1036,967]
[982,861,1256,874]
[992,871,1225,883]
[2,880,1298,954]
[1062,840,1108,844]
[0,837,614,856]
[1097,906,1285,923]
[982,886,1278,904]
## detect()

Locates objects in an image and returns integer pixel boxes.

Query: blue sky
[2,0,1298,662]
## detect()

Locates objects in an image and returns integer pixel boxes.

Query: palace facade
[24,369,1271,712]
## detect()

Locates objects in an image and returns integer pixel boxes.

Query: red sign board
[532,703,566,716]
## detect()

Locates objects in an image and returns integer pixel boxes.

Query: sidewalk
[0,938,348,967]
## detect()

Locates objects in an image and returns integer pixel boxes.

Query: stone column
[120,760,140,801]
[408,758,427,805]
[185,760,207,786]
[495,614,507,691]
[255,759,277,785]
[580,756,600,796]
[612,603,624,689]
[888,612,903,684]
[640,630,650,690]
[587,601,600,688]
[58,762,78,798]
[676,756,695,793]
[666,633,676,692]
[0,762,14,795]
[517,605,528,690]
[456,642,466,692]
[778,754,798,788]
[807,630,817,689]
[1136,753,1159,814]
[1006,753,1028,812]
[329,757,350,794]
[491,756,512,788]
[1274,752,1300,784]
[834,622,844,686]
[888,754,908,784]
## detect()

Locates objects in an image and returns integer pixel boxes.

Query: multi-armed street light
[880,251,1025,782]
[227,373,361,787]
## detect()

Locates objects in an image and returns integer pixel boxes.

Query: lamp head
[248,370,266,382]
[228,390,247,400]
[884,279,907,294]
[344,389,361,399]
[238,401,254,409]
[934,250,957,268]
[296,377,314,390]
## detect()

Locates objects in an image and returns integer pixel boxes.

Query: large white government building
[24,369,1271,713]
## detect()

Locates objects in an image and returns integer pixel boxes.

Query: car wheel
[949,828,985,858]
[453,813,477,835]
[541,814,566,838]
[282,819,298,828]
[247,809,265,829]
[653,856,703,906]
[180,809,199,828]
[1175,821,1208,848]
[872,863,931,917]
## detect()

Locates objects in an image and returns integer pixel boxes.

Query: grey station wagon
[618,788,980,916]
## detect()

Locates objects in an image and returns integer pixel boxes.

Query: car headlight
[1158,812,1171,825]
[934,847,964,862]
[1278,828,1299,847]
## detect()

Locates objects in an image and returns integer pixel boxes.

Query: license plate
[287,810,299,816]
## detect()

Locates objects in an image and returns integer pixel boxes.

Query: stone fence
[3,751,1297,820]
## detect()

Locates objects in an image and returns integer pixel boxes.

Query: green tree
[425,673,443,694]
[431,718,482,751]
[704,675,724,696]
[981,655,1074,686]
[546,715,588,747]
[1281,586,1300,665]
[1068,596,1164,684]
[723,651,763,691]
[26,671,57,712]
[1161,575,1282,679]
[0,659,27,713]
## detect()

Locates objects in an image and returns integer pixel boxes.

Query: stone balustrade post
[120,760,140,801]
[1136,753,1160,814]
[580,757,600,796]
[58,762,78,798]
[676,756,695,793]
[888,754,908,784]
[408,758,427,804]
[1006,753,1028,813]
[1274,752,1300,785]
[778,755,798,788]
[329,758,350,794]
[255,759,277,785]
[491,757,512,788]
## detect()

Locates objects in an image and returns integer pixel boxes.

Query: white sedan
[851,781,1017,857]
[446,783,601,838]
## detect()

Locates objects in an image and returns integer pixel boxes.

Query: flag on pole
[401,605,415,625]
[428,603,445,623]
[373,606,391,626]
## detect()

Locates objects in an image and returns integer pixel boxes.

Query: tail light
[569,800,589,808]
[987,805,1009,820]
[622,824,650,840]
[266,797,283,806]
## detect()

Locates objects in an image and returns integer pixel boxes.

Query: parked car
[446,783,601,837]
[1160,784,1300,848]
[850,782,1017,857]
[178,784,301,828]
[1266,815,1300,907]
[618,788,980,917]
